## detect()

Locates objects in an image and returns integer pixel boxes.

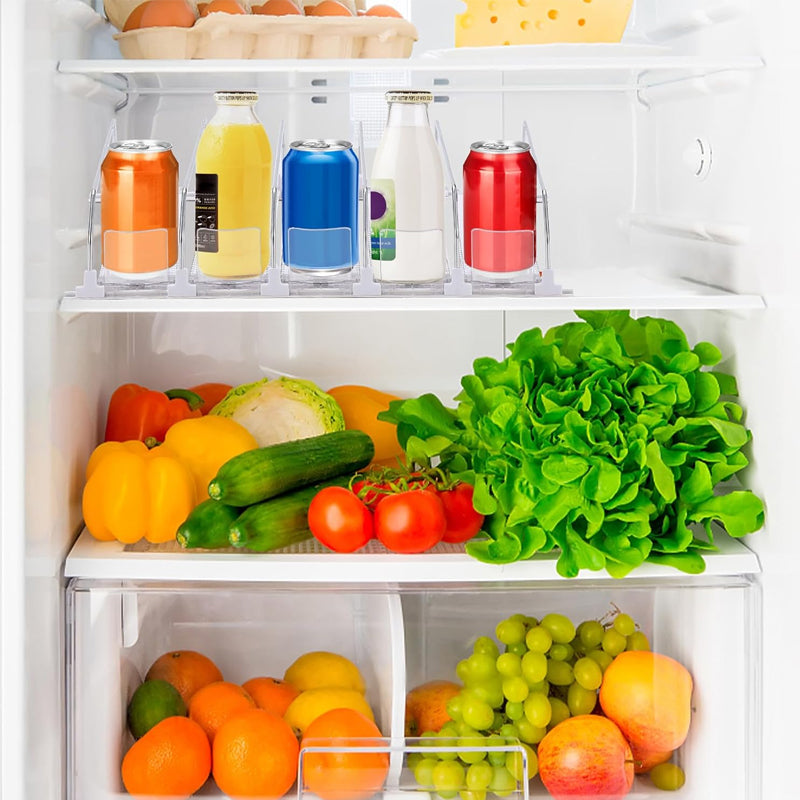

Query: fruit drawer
[66,581,404,799]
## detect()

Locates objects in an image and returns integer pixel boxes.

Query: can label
[370,179,396,262]
[195,173,219,253]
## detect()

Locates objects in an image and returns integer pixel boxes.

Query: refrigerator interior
[2,0,800,799]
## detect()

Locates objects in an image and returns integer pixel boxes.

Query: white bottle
[370,90,445,283]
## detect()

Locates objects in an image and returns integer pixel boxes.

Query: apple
[404,680,461,736]
[537,715,634,800]
[599,651,693,754]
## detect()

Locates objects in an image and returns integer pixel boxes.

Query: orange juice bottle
[195,91,272,279]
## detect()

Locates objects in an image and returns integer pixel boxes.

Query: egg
[199,0,247,13]
[308,0,353,16]
[364,4,402,17]
[252,0,303,14]
[123,0,197,31]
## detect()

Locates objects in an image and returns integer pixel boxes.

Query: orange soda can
[101,140,179,278]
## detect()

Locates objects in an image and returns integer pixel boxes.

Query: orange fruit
[188,681,257,743]
[243,676,301,717]
[145,650,224,706]
[300,708,389,800]
[121,715,211,799]
[213,708,300,798]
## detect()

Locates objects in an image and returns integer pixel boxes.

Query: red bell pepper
[103,384,203,444]
[189,382,233,415]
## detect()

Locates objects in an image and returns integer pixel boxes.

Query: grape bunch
[408,610,650,800]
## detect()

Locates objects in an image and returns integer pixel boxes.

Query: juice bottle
[195,91,272,279]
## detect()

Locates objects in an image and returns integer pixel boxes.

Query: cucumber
[208,430,374,507]
[176,499,242,550]
[229,476,351,553]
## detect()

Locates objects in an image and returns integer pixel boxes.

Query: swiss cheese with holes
[455,0,634,47]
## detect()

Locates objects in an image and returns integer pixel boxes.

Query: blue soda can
[282,139,359,273]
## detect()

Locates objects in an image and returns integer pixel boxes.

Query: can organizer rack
[74,119,561,301]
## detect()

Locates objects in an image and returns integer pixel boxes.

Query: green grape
[548,697,570,728]
[408,752,424,771]
[432,759,466,799]
[420,730,440,748]
[523,692,552,728]
[456,659,471,684]
[460,790,487,800]
[467,653,499,683]
[546,659,574,686]
[521,651,548,684]
[502,676,529,703]
[527,679,549,694]
[466,760,494,791]
[489,764,517,797]
[495,618,526,646]
[602,629,627,657]
[492,712,505,730]
[548,643,573,662]
[473,636,500,658]
[447,695,464,723]
[437,724,460,761]
[525,625,553,654]
[486,734,509,766]
[567,682,597,716]
[505,743,538,782]
[650,762,686,791]
[496,652,522,678]
[587,648,614,672]
[578,619,605,649]
[457,733,487,765]
[540,613,576,644]
[626,631,651,651]
[506,642,527,658]
[515,718,547,744]
[508,613,528,624]
[468,678,504,710]
[613,613,636,637]
[573,656,603,691]
[505,700,524,722]
[461,696,495,731]
[522,616,538,628]
[414,757,438,788]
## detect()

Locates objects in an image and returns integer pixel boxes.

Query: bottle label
[370,179,396,262]
[195,173,219,253]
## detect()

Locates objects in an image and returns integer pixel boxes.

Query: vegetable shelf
[64,528,761,585]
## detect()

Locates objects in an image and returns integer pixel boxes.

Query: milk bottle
[370,91,445,283]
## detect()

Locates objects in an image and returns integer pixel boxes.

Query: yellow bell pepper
[327,385,405,467]
[162,415,258,501]
[82,440,196,544]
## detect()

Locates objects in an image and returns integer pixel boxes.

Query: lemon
[283,688,374,734]
[127,679,187,739]
[283,651,366,694]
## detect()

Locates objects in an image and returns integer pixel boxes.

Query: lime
[127,679,187,739]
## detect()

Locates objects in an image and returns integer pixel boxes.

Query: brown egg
[364,4,402,17]
[123,0,196,31]
[308,0,353,16]
[199,0,247,14]
[252,0,303,14]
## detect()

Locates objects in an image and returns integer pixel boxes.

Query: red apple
[538,715,634,799]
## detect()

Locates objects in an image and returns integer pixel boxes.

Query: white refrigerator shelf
[64,528,761,584]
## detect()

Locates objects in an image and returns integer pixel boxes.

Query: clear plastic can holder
[194,226,266,283]
[102,227,173,283]
[372,227,447,287]
[286,226,355,274]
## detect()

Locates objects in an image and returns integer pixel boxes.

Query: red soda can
[463,140,537,274]
[101,140,179,278]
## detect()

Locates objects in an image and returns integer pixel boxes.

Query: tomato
[351,478,391,510]
[308,487,373,553]
[439,483,485,543]
[374,490,446,554]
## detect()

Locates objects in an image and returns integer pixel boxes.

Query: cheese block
[455,0,634,47]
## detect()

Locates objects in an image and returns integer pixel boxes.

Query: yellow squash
[82,440,196,544]
[327,385,404,467]
[162,415,258,501]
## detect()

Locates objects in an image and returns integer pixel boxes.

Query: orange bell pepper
[189,382,233,415]
[82,441,197,544]
[103,384,204,444]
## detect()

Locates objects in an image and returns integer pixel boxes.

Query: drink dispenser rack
[74,119,562,299]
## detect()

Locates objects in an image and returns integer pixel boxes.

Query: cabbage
[210,377,345,447]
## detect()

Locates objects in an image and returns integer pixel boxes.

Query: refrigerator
[1,0,798,799]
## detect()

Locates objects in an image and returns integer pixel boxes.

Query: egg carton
[113,12,418,59]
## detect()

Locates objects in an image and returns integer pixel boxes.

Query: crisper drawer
[66,576,759,800]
